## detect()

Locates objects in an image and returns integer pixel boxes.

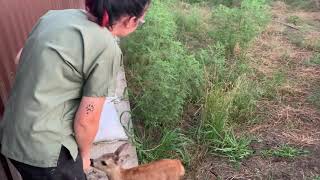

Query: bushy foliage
[136,56,203,129]
[210,0,270,56]
[122,0,178,66]
[124,0,272,165]
[125,0,204,130]
[174,5,206,34]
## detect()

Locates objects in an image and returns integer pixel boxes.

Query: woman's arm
[74,96,105,170]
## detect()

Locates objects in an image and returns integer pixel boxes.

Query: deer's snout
[90,159,94,167]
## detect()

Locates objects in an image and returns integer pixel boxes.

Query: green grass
[313,176,320,180]
[305,53,320,66]
[287,15,303,26]
[257,71,286,100]
[283,0,317,10]
[307,89,320,109]
[123,0,271,166]
[133,129,192,165]
[261,145,309,158]
[209,131,253,162]
[199,76,257,162]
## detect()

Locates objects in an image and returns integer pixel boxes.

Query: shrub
[124,0,271,165]
[210,0,270,56]
[175,5,204,34]
[137,52,204,127]
[122,0,178,67]
[124,0,204,130]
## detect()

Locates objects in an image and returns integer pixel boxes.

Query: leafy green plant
[122,0,178,67]
[133,129,192,165]
[123,1,206,166]
[124,0,204,131]
[124,0,275,166]
[135,57,203,129]
[210,0,270,56]
[173,3,214,51]
[261,145,309,158]
[175,5,204,34]
[287,15,302,26]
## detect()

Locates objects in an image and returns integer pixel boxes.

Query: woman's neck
[85,11,117,36]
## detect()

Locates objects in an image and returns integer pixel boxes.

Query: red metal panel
[0,0,85,119]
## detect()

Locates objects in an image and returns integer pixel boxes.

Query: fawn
[90,143,185,180]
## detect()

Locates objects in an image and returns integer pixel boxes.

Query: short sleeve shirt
[0,9,122,167]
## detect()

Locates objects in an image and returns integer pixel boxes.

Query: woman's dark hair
[85,0,150,27]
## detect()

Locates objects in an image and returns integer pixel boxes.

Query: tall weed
[133,129,192,164]
[210,0,270,56]
[135,57,203,129]
[200,76,256,161]
[122,0,177,67]
[174,4,210,41]
[125,0,204,130]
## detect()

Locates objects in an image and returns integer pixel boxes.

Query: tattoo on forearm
[85,104,95,115]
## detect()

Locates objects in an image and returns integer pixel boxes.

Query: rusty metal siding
[0,0,85,118]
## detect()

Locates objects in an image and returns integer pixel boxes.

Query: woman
[0,0,150,179]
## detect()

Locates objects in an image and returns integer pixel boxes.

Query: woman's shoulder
[31,9,120,61]
[41,9,116,48]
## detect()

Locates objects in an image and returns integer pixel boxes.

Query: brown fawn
[90,143,185,180]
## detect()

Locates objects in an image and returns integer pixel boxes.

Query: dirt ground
[187,2,320,180]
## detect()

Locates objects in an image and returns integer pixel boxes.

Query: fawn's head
[90,143,129,174]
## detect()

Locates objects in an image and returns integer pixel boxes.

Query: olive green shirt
[0,9,122,167]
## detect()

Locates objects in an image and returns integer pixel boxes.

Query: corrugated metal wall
[0,0,85,119]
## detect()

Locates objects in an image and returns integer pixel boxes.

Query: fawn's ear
[115,154,130,165]
[120,154,130,164]
[114,143,129,156]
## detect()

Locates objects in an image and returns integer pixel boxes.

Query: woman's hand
[82,152,91,172]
